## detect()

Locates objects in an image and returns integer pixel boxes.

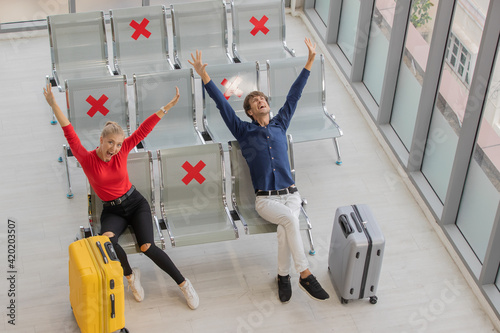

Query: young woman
[44,84,199,310]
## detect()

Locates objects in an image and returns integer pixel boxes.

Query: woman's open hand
[43,83,56,107]
[162,86,180,114]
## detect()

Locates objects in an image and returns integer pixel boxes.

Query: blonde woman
[44,84,199,309]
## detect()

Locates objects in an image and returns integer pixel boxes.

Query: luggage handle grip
[339,214,353,237]
[96,241,108,264]
[105,242,119,261]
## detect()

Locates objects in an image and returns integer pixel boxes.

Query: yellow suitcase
[69,236,128,333]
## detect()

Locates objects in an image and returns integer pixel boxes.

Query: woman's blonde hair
[101,121,125,138]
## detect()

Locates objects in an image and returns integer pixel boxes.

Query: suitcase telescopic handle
[350,212,363,232]
[352,205,368,231]
[96,241,109,264]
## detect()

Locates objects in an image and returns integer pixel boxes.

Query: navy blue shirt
[204,68,310,191]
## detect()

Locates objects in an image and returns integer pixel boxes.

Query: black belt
[256,186,298,196]
[102,185,135,207]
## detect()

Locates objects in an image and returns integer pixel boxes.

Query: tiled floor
[0,10,499,333]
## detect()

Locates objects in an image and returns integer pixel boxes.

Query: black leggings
[100,188,185,285]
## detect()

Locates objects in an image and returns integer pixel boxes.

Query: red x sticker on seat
[86,94,109,117]
[221,76,243,100]
[130,18,151,40]
[182,160,206,185]
[250,15,269,36]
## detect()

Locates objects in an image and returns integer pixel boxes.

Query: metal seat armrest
[153,214,166,250]
[234,204,249,234]
[158,154,176,248]
[287,134,296,182]
[284,44,295,57]
[225,206,240,239]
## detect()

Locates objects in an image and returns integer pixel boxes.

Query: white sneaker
[127,268,144,302]
[179,278,199,310]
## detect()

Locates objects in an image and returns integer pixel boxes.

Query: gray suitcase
[328,204,385,304]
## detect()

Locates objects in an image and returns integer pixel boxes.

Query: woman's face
[98,133,124,162]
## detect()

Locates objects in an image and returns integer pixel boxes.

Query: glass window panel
[455,42,500,263]
[456,159,500,262]
[0,0,68,23]
[363,0,396,104]
[315,0,330,25]
[420,109,460,200]
[421,0,489,203]
[337,0,361,64]
[390,0,439,150]
[390,61,425,148]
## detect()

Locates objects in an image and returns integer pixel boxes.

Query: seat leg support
[305,229,315,255]
[46,76,58,125]
[63,144,74,199]
[50,111,57,125]
[333,137,342,165]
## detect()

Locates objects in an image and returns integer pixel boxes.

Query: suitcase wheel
[121,329,129,333]
[340,297,349,304]
[369,296,378,304]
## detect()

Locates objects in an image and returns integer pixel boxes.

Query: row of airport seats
[48,0,343,199]
[47,0,294,91]
[83,138,316,255]
[49,0,335,255]
[48,0,342,182]
[58,55,342,198]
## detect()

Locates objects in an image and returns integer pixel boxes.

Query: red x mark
[182,160,206,185]
[250,15,269,36]
[221,76,243,100]
[86,94,109,117]
[130,18,151,40]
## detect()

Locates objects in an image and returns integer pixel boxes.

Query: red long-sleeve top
[62,114,161,201]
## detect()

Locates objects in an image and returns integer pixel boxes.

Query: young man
[189,38,329,303]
